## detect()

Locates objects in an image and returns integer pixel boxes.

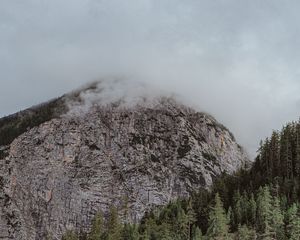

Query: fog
[1,0,300,156]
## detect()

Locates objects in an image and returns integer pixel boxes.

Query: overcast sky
[1,0,300,156]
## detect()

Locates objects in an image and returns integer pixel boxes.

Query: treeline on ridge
[0,97,66,147]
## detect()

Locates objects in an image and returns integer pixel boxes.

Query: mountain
[0,80,249,240]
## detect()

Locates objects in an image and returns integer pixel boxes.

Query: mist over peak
[65,78,185,115]
[1,0,300,156]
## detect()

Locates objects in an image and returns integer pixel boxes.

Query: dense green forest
[62,120,300,239]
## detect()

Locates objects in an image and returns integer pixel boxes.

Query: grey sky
[1,0,300,156]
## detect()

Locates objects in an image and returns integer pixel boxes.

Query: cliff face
[0,83,248,239]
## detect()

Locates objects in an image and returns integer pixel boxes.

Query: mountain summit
[0,80,248,239]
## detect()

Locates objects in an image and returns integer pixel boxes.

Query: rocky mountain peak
[0,80,249,239]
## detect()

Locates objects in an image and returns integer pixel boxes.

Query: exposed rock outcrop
[0,82,248,239]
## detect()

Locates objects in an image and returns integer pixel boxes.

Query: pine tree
[107,205,122,240]
[206,193,231,239]
[186,198,197,240]
[256,186,272,239]
[241,191,249,224]
[281,124,294,179]
[263,138,271,179]
[270,131,280,177]
[226,206,233,230]
[88,212,104,240]
[191,226,202,240]
[176,204,189,239]
[287,203,300,240]
[140,217,153,240]
[270,196,284,239]
[121,224,139,240]
[248,193,257,227]
[158,200,189,239]
[233,190,242,228]
[236,225,256,240]
[158,223,173,240]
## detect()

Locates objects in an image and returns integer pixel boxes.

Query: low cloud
[66,78,175,115]
[1,0,300,156]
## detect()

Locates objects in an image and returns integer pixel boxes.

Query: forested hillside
[62,119,300,239]
[251,120,300,199]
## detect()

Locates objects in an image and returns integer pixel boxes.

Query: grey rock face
[0,97,248,240]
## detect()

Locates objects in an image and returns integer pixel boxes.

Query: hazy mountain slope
[0,81,249,239]
[0,82,98,149]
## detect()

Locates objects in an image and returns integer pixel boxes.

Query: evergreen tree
[139,217,154,240]
[287,203,300,240]
[186,199,197,240]
[226,206,233,230]
[256,186,272,239]
[280,195,288,213]
[240,191,249,224]
[270,196,284,239]
[140,232,150,240]
[157,223,173,240]
[121,224,139,240]
[233,190,242,228]
[236,225,256,240]
[270,131,280,177]
[158,200,189,239]
[88,212,104,240]
[248,193,257,227]
[107,206,122,240]
[281,124,294,180]
[191,226,202,240]
[175,204,189,239]
[206,193,231,239]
